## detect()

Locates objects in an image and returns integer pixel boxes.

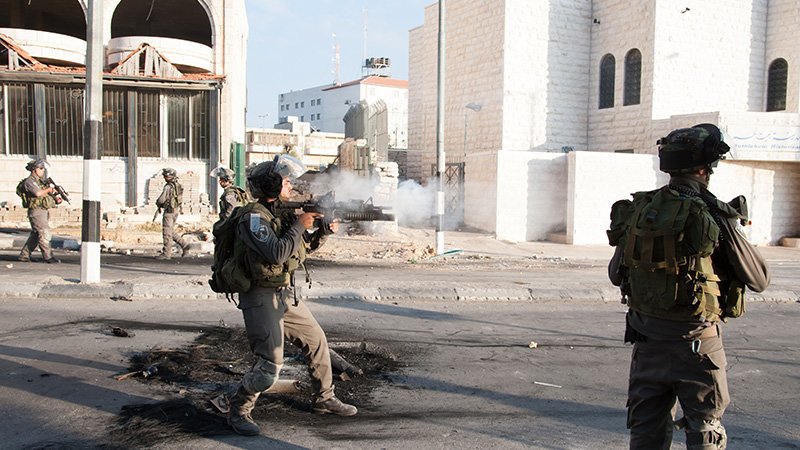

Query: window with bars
[6,83,36,156]
[191,91,210,160]
[103,88,127,157]
[44,85,84,156]
[1,83,212,160]
[624,49,641,106]
[137,90,161,157]
[767,58,788,112]
[599,54,615,109]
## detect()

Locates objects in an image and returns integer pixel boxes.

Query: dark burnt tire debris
[107,326,406,447]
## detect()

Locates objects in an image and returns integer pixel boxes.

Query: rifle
[278,191,395,234]
[152,207,162,223]
[45,177,70,205]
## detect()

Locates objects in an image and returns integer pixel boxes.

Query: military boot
[227,385,261,436]
[312,395,358,416]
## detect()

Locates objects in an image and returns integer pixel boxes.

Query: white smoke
[298,170,379,201]
[391,179,436,228]
[298,169,464,229]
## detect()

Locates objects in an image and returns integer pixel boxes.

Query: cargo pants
[628,334,730,450]
[161,211,189,257]
[235,285,335,413]
[19,208,53,261]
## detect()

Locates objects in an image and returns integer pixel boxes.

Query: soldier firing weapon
[278,191,395,234]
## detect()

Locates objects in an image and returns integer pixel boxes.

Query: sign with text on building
[729,125,800,161]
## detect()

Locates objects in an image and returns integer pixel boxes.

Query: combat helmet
[209,166,235,181]
[246,155,306,199]
[162,167,177,178]
[657,123,730,173]
[25,158,48,172]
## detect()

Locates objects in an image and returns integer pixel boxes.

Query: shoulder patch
[249,213,274,242]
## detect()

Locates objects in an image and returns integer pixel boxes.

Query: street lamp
[258,114,269,128]
[463,102,482,160]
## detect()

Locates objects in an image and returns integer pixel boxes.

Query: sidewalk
[1,227,797,303]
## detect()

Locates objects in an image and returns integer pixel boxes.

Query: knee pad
[242,357,282,394]
[683,417,727,450]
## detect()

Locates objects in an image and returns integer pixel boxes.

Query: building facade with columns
[408,0,800,245]
[0,0,248,212]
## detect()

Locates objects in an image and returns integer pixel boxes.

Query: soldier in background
[17,159,59,263]
[210,166,248,221]
[155,168,190,260]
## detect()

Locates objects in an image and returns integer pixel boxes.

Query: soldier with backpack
[17,159,59,263]
[217,155,356,436]
[209,166,248,221]
[607,124,769,450]
[155,168,190,260]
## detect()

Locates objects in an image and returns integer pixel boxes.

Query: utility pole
[435,0,446,255]
[81,1,103,283]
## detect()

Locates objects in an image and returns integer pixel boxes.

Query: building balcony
[107,36,213,74]
[0,27,86,66]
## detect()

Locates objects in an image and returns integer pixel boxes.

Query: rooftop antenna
[332,32,340,86]
[361,7,368,77]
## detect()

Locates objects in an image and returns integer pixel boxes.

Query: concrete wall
[566,151,665,245]
[563,151,796,246]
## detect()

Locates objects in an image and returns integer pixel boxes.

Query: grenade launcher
[278,191,395,234]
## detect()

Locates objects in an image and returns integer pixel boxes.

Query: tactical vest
[608,186,723,321]
[236,202,306,288]
[17,176,55,209]
[220,186,248,214]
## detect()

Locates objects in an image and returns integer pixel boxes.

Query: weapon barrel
[337,210,395,222]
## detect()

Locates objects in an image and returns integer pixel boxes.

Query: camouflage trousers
[237,285,335,408]
[628,335,730,450]
[20,208,52,260]
[161,212,188,256]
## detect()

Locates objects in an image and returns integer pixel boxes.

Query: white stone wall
[652,0,767,120]
[407,0,506,181]
[710,160,800,245]
[464,151,497,233]
[563,151,795,246]
[766,0,800,113]
[587,0,656,154]
[567,151,666,245]
[503,0,591,152]
[496,151,568,242]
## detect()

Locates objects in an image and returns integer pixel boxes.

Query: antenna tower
[331,33,340,86]
[361,7,368,77]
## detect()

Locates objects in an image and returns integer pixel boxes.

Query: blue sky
[244,0,432,128]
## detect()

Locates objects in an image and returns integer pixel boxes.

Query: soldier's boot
[312,395,358,416]
[155,253,171,260]
[227,385,261,436]
[18,252,30,262]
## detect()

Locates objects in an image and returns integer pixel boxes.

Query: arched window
[624,49,641,106]
[599,54,615,109]
[766,58,788,112]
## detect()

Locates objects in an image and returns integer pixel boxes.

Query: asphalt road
[0,293,797,449]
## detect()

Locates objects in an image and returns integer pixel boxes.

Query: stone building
[408,0,799,245]
[0,0,248,211]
